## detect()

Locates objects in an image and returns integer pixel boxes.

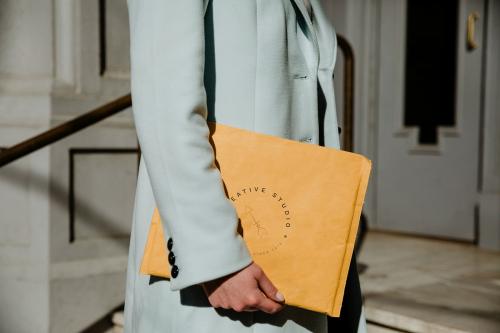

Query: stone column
[0,0,137,332]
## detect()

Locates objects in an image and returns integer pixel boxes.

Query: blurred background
[0,0,498,332]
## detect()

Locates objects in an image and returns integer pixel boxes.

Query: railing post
[336,35,355,153]
[336,35,368,258]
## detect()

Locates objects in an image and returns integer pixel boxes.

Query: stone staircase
[97,232,500,333]
[359,232,500,333]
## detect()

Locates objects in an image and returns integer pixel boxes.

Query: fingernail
[275,291,285,302]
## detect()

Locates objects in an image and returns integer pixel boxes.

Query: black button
[171,265,179,278]
[168,251,176,265]
[167,237,173,251]
[338,127,342,135]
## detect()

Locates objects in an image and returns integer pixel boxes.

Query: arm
[127,0,252,291]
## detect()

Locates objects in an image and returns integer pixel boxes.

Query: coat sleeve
[126,0,253,291]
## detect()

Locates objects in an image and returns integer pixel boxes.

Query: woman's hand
[201,262,285,314]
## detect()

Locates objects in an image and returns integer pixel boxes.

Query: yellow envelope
[140,121,371,317]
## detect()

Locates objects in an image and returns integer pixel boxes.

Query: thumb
[256,270,285,303]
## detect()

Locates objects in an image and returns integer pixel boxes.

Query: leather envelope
[140,121,371,317]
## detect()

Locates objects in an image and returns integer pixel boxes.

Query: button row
[167,237,179,279]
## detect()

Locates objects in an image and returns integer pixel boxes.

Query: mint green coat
[124,0,366,331]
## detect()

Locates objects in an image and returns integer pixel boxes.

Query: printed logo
[230,186,292,256]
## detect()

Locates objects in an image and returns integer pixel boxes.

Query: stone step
[360,232,500,333]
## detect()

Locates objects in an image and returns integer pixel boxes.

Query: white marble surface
[359,232,500,333]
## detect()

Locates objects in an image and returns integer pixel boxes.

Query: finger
[256,271,285,303]
[256,295,284,314]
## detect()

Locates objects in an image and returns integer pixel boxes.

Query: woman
[124,0,367,332]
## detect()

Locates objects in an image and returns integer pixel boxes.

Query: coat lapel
[291,0,319,57]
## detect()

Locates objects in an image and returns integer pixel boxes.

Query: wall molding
[68,147,139,243]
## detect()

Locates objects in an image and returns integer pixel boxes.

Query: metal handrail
[0,94,131,168]
[0,35,355,168]
[336,35,355,153]
[336,36,367,258]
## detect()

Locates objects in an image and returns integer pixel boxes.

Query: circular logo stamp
[230,186,292,256]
